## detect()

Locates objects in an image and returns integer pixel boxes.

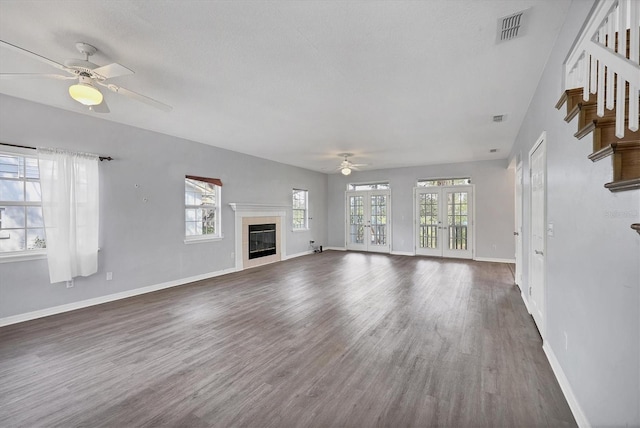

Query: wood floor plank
[0,251,576,427]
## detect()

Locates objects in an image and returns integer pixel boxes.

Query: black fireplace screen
[248,223,276,260]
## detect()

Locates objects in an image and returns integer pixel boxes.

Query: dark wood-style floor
[0,251,575,427]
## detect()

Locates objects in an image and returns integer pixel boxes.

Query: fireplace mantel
[229,203,289,214]
[229,203,288,270]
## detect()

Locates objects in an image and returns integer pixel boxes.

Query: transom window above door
[348,182,390,191]
[417,178,471,187]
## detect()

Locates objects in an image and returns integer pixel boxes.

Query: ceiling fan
[0,40,172,113]
[336,153,367,176]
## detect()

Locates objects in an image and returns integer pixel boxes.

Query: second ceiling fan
[337,153,367,176]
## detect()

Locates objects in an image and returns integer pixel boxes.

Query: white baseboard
[543,342,591,428]
[390,251,415,256]
[520,290,531,314]
[474,257,516,263]
[0,267,238,327]
[324,246,346,251]
[283,250,314,260]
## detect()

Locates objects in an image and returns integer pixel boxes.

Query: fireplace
[230,203,288,270]
[248,223,276,259]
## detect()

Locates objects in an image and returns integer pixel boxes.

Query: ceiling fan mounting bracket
[75,42,97,57]
[337,152,353,158]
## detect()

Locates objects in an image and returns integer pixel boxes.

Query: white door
[515,163,523,289]
[346,190,391,253]
[415,186,473,259]
[529,134,546,335]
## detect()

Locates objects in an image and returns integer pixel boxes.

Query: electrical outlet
[564,331,568,350]
[106,272,113,281]
[231,251,235,259]
[66,279,74,288]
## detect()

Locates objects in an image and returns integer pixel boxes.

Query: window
[0,151,46,254]
[292,189,308,230]
[348,182,390,191]
[185,176,221,240]
[417,178,471,187]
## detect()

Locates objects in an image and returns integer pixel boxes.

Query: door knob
[534,249,544,255]
[513,231,519,236]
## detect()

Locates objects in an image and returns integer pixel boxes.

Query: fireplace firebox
[248,223,276,259]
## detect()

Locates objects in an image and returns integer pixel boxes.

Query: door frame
[528,131,547,337]
[515,161,524,291]
[345,189,392,253]
[413,184,475,259]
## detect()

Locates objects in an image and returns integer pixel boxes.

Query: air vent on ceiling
[492,114,506,122]
[496,9,528,43]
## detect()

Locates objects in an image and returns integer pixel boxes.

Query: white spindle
[590,54,597,94]
[582,56,590,100]
[630,84,639,131]
[618,0,627,57]
[616,74,626,138]
[630,0,639,66]
[606,13,615,110]
[629,0,639,131]
[597,27,606,116]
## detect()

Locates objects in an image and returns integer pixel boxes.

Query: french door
[414,185,473,259]
[346,190,391,253]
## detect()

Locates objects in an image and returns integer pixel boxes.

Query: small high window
[417,178,471,187]
[292,189,308,230]
[185,175,222,240]
[348,182,390,191]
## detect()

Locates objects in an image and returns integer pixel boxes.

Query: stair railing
[563,0,639,138]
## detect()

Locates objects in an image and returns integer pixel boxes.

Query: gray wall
[0,94,328,319]
[327,159,516,260]
[509,0,639,425]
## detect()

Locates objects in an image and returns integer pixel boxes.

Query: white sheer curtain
[37,148,99,284]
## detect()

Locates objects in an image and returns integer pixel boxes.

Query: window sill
[292,228,310,233]
[0,250,47,264]
[184,235,223,244]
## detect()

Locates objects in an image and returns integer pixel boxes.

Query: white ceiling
[0,0,571,173]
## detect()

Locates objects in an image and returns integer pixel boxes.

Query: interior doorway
[515,162,524,290]
[529,132,547,336]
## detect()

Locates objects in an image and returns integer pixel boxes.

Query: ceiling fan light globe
[341,167,352,176]
[69,82,103,106]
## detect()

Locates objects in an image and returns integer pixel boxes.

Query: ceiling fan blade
[89,100,110,114]
[0,40,73,74]
[0,73,75,80]
[98,82,172,112]
[96,80,173,112]
[92,63,134,80]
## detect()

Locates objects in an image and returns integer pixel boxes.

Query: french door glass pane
[349,196,364,244]
[370,195,387,245]
[419,193,438,249]
[447,192,468,250]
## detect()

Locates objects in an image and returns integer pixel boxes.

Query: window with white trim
[417,178,471,187]
[0,151,46,254]
[292,189,308,230]
[348,182,390,191]
[185,176,221,240]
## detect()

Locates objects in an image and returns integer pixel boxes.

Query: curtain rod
[0,143,113,161]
